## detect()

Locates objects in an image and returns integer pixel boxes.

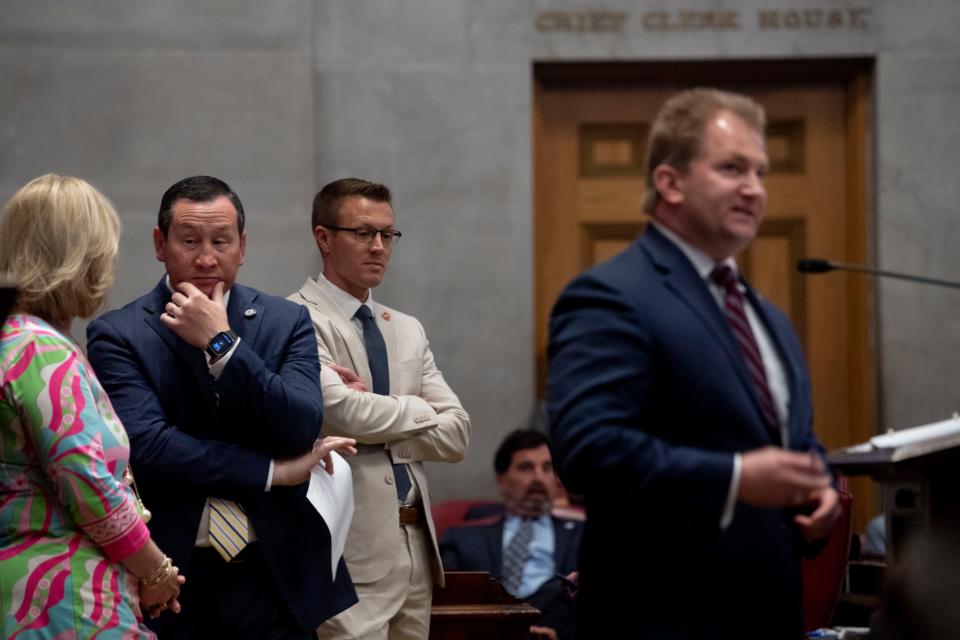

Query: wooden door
[534,74,874,530]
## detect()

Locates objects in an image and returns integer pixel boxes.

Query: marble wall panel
[4,0,960,503]
[0,45,316,340]
[0,0,311,50]
[874,0,960,52]
[875,53,960,430]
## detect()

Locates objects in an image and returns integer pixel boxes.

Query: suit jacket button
[385,475,394,485]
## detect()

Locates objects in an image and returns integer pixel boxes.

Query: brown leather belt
[399,505,423,525]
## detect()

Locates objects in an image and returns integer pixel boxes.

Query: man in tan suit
[289,178,471,639]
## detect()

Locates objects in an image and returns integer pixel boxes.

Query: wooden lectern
[431,572,540,640]
[828,416,960,561]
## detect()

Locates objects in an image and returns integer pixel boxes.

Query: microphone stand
[797,259,960,291]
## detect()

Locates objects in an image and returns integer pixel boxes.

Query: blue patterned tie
[354,305,412,501]
[501,517,534,596]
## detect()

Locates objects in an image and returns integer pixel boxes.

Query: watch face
[209,331,234,356]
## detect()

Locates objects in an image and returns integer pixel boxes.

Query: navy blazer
[547,226,822,638]
[87,279,356,632]
[439,513,582,579]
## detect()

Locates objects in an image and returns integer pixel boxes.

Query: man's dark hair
[494,429,551,474]
[157,175,245,237]
[312,178,392,230]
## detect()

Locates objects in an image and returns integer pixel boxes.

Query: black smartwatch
[206,330,238,361]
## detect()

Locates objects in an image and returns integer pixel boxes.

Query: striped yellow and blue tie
[208,498,249,561]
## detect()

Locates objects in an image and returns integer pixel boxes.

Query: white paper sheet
[306,452,354,576]
[870,416,960,449]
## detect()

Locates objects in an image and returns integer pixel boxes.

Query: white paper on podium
[870,416,960,449]
[306,452,355,576]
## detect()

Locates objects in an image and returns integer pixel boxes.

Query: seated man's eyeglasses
[323,225,402,246]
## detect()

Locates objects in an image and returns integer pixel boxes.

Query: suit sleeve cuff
[720,453,741,530]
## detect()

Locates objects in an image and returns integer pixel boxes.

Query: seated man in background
[439,430,581,640]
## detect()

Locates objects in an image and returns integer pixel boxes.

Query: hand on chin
[190,278,222,298]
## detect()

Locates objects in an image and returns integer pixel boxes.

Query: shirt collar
[317,271,374,322]
[505,511,552,525]
[650,220,738,281]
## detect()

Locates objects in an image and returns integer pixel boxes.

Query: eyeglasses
[323,225,402,246]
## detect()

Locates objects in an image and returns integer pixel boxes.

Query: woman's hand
[140,565,185,618]
[273,436,358,486]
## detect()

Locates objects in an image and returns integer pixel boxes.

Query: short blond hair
[0,174,121,324]
[643,88,766,214]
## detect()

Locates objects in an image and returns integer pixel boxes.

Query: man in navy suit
[88,176,357,638]
[547,89,841,638]
[440,430,582,640]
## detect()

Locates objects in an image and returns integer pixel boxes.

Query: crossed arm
[87,286,351,497]
[315,320,470,464]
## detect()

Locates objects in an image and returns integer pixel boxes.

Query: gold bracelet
[140,556,173,586]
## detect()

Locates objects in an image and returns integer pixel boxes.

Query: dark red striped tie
[710,265,779,430]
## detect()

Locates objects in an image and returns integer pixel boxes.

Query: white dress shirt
[650,222,791,529]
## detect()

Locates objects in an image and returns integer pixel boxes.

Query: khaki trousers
[317,523,434,640]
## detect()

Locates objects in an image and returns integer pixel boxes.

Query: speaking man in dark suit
[440,430,582,640]
[547,89,841,638]
[87,175,358,639]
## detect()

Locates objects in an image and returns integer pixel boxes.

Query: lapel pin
[381,311,391,321]
[244,308,257,318]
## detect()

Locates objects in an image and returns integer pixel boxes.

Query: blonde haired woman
[0,174,183,638]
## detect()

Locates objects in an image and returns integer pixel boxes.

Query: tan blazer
[289,278,471,586]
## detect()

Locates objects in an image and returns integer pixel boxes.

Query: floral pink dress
[1,315,155,639]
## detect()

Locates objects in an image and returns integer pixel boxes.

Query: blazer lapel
[640,228,774,439]
[372,302,399,394]
[483,519,505,578]
[552,517,578,571]
[228,284,264,347]
[141,279,178,354]
[140,277,215,403]
[296,278,372,384]
[641,228,753,386]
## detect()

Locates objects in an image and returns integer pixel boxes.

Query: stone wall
[2,0,959,500]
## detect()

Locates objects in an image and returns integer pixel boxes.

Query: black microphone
[797,258,960,290]
[796,259,834,274]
